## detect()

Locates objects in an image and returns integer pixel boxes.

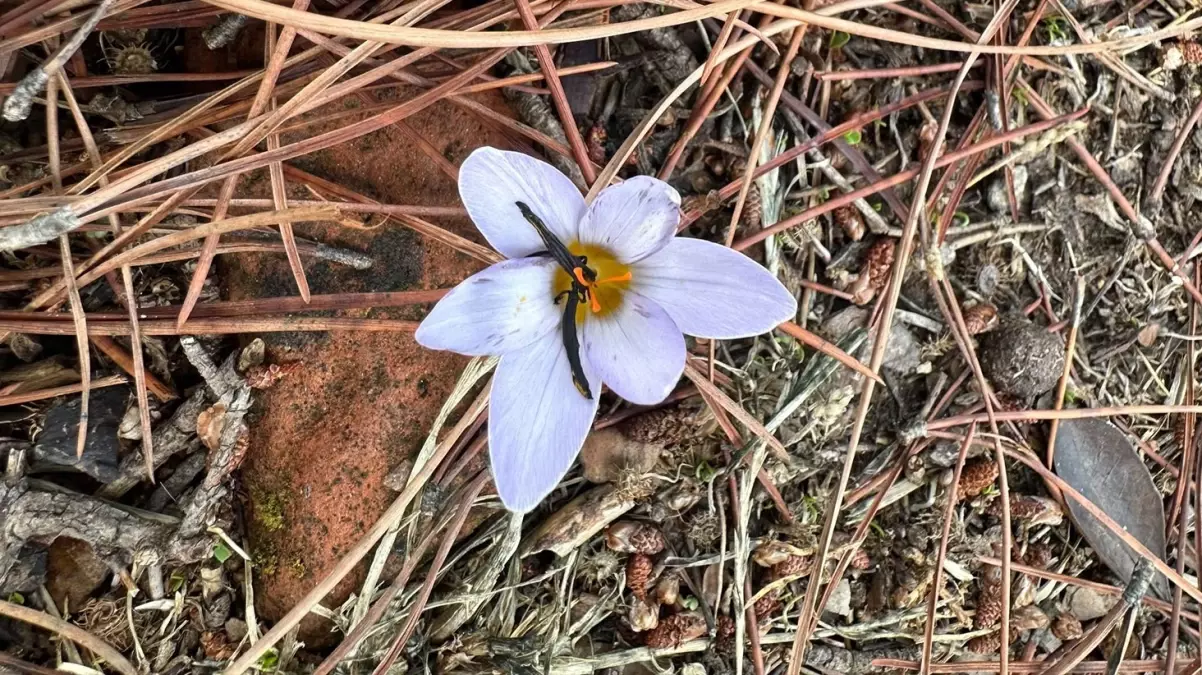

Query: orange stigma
[572,266,631,313]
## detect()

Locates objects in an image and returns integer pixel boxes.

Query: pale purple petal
[632,238,797,339]
[459,147,585,258]
[489,332,600,512]
[578,176,681,263]
[415,257,559,356]
[581,292,685,405]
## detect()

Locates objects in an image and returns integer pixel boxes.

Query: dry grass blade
[54,69,157,479]
[683,362,788,462]
[0,599,137,675]
[0,375,127,407]
[777,320,881,384]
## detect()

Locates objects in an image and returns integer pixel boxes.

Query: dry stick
[1167,263,1202,674]
[454,60,616,93]
[919,423,977,674]
[786,4,1016,668]
[0,289,448,322]
[512,0,596,185]
[724,25,806,248]
[178,0,313,328]
[1040,561,1155,675]
[1,0,116,121]
[1149,93,1202,208]
[222,382,491,675]
[683,363,789,461]
[369,473,489,675]
[929,404,1202,429]
[204,0,1202,54]
[0,70,259,93]
[0,317,418,336]
[89,336,174,401]
[0,600,137,675]
[73,207,340,291]
[731,107,1088,250]
[1045,278,1085,467]
[776,320,880,383]
[0,375,127,407]
[56,70,158,478]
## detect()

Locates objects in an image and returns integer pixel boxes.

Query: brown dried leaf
[1053,418,1169,598]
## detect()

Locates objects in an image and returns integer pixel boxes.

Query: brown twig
[0,599,137,675]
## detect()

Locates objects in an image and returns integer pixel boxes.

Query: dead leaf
[1053,418,1169,598]
[1137,322,1160,347]
[196,403,227,452]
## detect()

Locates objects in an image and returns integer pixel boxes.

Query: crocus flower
[416,147,796,512]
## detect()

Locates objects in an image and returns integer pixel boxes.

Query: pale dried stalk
[0,600,137,675]
[205,0,1202,55]
[56,71,156,481]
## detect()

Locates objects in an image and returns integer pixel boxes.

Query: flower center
[552,243,631,322]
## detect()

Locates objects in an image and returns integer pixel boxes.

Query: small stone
[1067,586,1118,621]
[32,387,126,483]
[986,165,1028,213]
[45,538,110,610]
[824,579,852,617]
[979,317,1065,398]
[224,618,248,642]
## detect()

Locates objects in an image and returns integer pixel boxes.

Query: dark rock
[979,317,1065,398]
[45,538,110,610]
[31,387,127,482]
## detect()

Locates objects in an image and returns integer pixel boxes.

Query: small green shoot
[213,541,233,564]
[695,460,717,483]
[843,129,863,146]
[257,648,280,672]
[7,592,23,605]
[829,31,851,50]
